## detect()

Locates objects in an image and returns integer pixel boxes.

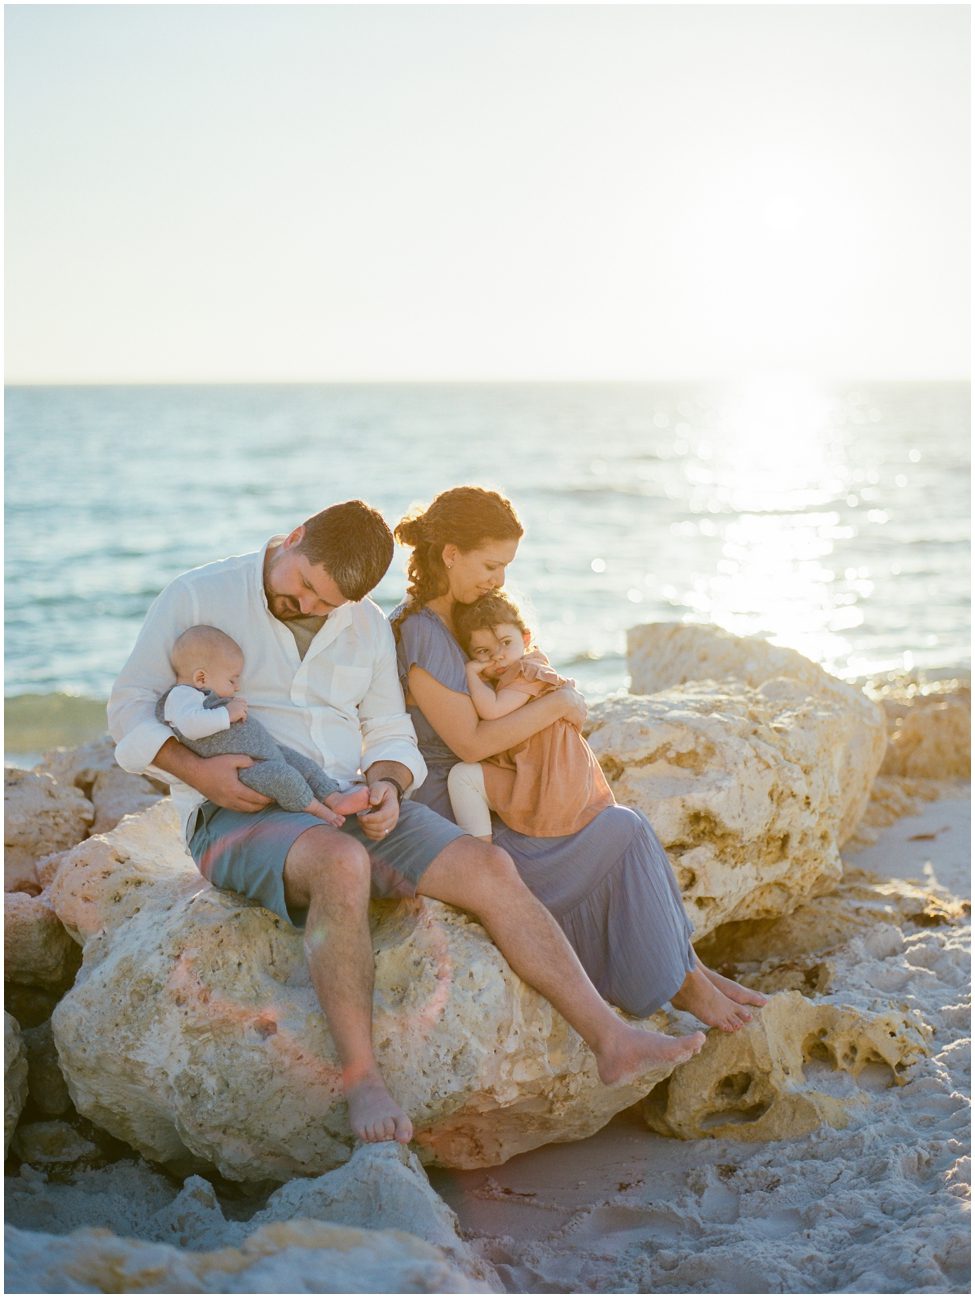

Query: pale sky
[4,3,970,382]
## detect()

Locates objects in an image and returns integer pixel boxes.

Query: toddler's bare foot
[346,1071,413,1144]
[327,786,372,817]
[304,799,345,827]
[697,958,768,1008]
[671,967,753,1032]
[596,1022,706,1086]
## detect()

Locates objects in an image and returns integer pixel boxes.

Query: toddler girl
[448,594,615,840]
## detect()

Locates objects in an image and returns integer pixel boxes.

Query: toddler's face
[468,622,529,676]
[200,650,244,697]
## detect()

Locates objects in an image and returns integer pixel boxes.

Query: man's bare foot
[697,958,768,1008]
[327,786,372,817]
[671,966,754,1032]
[305,798,345,826]
[345,1071,413,1144]
[596,1022,706,1086]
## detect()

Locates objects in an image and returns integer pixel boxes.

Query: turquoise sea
[4,380,970,759]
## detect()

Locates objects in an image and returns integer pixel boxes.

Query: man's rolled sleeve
[358,622,427,791]
[108,577,197,776]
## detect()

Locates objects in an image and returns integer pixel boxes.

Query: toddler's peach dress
[481,648,615,837]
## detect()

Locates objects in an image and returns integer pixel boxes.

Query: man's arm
[356,615,428,791]
[108,575,270,812]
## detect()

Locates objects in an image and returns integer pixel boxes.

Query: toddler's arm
[465,661,532,720]
[164,686,233,741]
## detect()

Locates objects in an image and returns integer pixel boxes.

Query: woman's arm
[409,665,586,763]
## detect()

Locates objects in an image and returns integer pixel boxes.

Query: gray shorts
[188,798,467,927]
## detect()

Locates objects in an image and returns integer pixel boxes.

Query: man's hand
[226,697,248,724]
[357,780,400,841]
[191,754,272,812]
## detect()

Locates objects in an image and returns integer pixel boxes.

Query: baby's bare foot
[328,786,372,817]
[697,958,767,1008]
[672,967,753,1032]
[346,1072,413,1144]
[597,1023,706,1086]
[304,799,344,826]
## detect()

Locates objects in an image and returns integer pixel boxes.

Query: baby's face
[468,622,529,676]
[201,651,244,697]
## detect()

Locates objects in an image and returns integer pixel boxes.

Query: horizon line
[5,375,971,389]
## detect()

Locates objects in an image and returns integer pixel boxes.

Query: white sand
[429,790,971,1294]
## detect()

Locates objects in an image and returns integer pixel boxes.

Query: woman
[392,485,765,1030]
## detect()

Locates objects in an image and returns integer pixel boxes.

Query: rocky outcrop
[583,624,888,938]
[869,676,971,781]
[625,622,886,845]
[587,677,884,937]
[644,990,927,1141]
[49,803,686,1181]
[4,1220,494,1294]
[4,890,80,991]
[40,733,164,836]
[5,1012,28,1156]
[4,767,94,894]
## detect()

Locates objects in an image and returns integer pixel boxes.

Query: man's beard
[269,593,301,621]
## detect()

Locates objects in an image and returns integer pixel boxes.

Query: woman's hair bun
[394,512,425,547]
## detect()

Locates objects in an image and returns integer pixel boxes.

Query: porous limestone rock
[644,990,927,1141]
[5,1012,29,1156]
[870,677,971,781]
[625,622,885,845]
[4,1220,495,1294]
[49,802,685,1181]
[4,890,79,991]
[39,732,165,838]
[4,766,94,894]
[587,674,885,937]
[22,1019,72,1117]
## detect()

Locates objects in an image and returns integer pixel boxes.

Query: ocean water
[4,379,970,755]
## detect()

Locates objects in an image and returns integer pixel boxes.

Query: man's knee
[446,839,523,912]
[285,826,370,902]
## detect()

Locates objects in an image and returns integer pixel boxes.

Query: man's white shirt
[108,541,427,841]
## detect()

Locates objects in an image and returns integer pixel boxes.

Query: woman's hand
[556,684,588,729]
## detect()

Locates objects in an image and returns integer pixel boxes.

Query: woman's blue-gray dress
[394,606,696,1017]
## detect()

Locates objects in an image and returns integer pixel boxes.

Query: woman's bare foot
[304,798,345,826]
[327,786,372,817]
[345,1071,413,1144]
[596,1022,706,1086]
[697,958,768,1008]
[671,966,754,1032]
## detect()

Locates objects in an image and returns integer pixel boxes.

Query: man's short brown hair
[298,500,394,601]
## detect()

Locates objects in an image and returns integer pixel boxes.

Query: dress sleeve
[503,651,565,696]
[398,612,469,694]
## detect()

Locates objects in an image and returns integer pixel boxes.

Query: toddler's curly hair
[453,592,531,654]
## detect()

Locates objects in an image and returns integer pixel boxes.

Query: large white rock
[49,803,687,1181]
[4,1220,495,1294]
[38,733,164,837]
[4,766,94,894]
[626,622,885,843]
[583,624,887,938]
[5,1012,29,1157]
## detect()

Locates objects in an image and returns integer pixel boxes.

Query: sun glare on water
[684,372,869,673]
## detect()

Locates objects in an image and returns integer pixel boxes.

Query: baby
[448,594,615,841]
[157,624,370,825]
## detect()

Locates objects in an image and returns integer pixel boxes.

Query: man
[110,500,702,1145]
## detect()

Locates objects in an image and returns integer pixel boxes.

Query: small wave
[4,693,108,757]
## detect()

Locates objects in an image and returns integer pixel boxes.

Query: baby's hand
[466,659,491,677]
[226,697,248,724]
